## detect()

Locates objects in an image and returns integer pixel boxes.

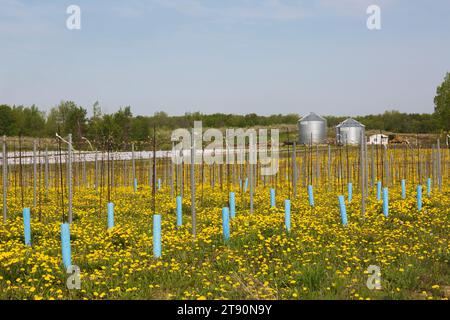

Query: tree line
[0,103,442,147]
[1,72,448,149]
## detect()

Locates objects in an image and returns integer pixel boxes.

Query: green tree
[131,116,151,142]
[92,101,102,119]
[0,105,14,135]
[46,101,87,142]
[8,105,45,136]
[434,72,450,131]
[113,106,133,144]
[98,114,121,148]
[86,101,103,142]
[22,105,46,137]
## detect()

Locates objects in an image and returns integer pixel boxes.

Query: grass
[0,172,449,300]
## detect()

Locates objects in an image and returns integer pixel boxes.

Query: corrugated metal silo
[298,112,327,145]
[336,118,365,145]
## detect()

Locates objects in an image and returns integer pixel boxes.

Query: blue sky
[1,0,449,116]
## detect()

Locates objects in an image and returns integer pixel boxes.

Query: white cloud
[150,0,398,22]
[0,0,30,18]
[152,0,310,22]
[223,0,309,21]
[0,1,61,41]
[109,1,152,18]
[319,0,397,16]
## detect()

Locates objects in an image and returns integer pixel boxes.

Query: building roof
[299,112,326,122]
[336,118,365,128]
[369,134,388,138]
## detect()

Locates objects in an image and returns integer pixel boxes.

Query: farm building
[368,134,389,145]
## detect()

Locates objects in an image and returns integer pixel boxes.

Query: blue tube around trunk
[285,199,291,232]
[426,178,431,196]
[417,185,423,212]
[308,185,314,207]
[270,188,276,208]
[158,178,161,190]
[338,195,347,226]
[348,183,353,203]
[134,178,138,192]
[107,202,114,229]
[153,215,162,258]
[222,207,230,241]
[61,223,71,269]
[230,192,236,218]
[401,179,406,199]
[23,208,31,246]
[176,196,182,227]
[377,181,382,201]
[383,187,389,218]
[244,178,248,192]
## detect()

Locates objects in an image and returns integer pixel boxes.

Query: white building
[368,134,389,145]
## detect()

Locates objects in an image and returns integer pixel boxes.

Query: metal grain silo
[336,118,365,145]
[298,112,327,145]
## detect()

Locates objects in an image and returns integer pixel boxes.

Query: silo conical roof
[299,112,326,122]
[336,118,365,128]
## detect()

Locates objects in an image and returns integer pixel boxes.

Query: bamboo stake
[68,134,73,223]
[191,128,196,237]
[33,139,37,209]
[2,135,7,223]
